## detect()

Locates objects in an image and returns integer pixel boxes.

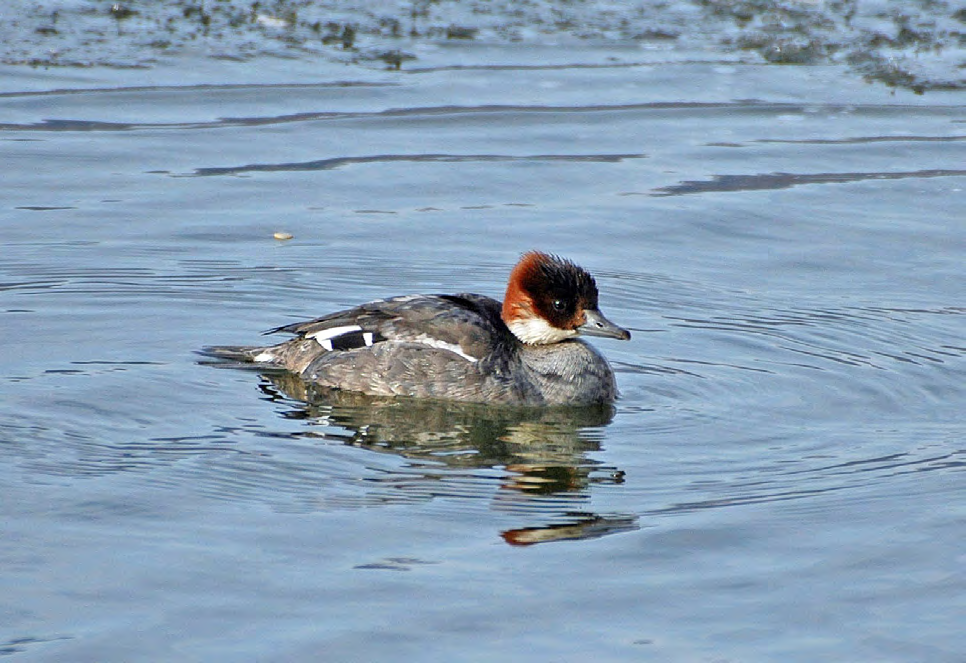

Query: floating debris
[273,231,294,241]
[255,14,288,29]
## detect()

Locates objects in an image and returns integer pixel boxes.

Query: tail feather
[198,345,266,363]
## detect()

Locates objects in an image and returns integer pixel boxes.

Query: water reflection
[652,168,966,196]
[192,152,645,177]
[259,371,638,545]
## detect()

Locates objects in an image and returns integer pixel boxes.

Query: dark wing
[266,293,511,361]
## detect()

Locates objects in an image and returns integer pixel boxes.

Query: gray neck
[518,340,618,405]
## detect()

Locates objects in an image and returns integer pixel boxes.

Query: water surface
[2,7,965,662]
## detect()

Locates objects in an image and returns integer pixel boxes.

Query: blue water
[2,32,964,663]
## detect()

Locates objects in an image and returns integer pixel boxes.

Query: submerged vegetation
[2,0,963,92]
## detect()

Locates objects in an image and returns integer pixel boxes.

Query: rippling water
[2,23,964,663]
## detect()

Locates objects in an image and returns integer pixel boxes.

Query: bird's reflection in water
[259,371,639,545]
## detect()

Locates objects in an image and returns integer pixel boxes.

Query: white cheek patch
[507,317,575,345]
[306,325,363,351]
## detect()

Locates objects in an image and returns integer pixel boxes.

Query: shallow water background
[2,1,965,661]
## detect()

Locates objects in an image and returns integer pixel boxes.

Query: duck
[203,251,630,406]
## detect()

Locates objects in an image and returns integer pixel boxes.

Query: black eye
[552,299,566,312]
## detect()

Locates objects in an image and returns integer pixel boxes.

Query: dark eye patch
[540,292,579,327]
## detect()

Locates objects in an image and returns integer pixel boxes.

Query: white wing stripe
[306,324,363,342]
[401,337,478,363]
[303,323,477,362]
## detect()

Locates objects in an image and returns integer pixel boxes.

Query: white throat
[507,316,576,345]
